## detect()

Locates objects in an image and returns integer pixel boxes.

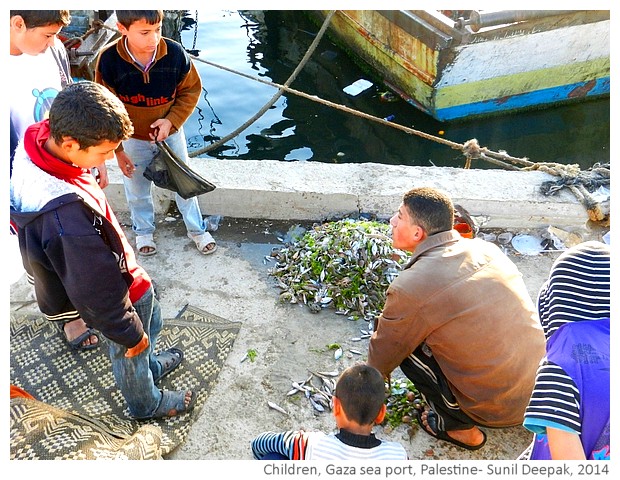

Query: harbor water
[180,10,609,170]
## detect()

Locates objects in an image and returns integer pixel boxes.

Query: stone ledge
[105,159,605,229]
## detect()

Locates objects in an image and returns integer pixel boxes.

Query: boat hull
[318,10,610,121]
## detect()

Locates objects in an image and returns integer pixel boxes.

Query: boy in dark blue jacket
[10,81,195,419]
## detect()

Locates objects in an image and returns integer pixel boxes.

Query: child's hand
[116,151,136,178]
[125,333,149,358]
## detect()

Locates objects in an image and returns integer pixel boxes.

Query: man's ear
[374,403,387,425]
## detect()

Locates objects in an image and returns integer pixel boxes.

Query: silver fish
[316,370,339,377]
[267,401,288,415]
[310,397,325,412]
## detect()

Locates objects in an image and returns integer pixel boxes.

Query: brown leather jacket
[368,230,545,426]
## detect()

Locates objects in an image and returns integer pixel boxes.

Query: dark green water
[181,10,609,170]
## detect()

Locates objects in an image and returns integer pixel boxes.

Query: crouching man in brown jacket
[368,187,545,450]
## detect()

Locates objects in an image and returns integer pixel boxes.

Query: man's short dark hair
[403,187,454,235]
[334,363,385,425]
[115,10,164,28]
[49,81,134,149]
[10,11,71,28]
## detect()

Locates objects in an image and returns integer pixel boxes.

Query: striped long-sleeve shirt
[523,241,610,460]
[251,429,408,460]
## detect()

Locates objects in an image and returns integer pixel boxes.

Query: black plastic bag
[143,141,216,200]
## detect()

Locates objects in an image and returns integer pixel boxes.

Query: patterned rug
[10,305,240,460]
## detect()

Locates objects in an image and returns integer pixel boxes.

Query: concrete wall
[105,159,605,230]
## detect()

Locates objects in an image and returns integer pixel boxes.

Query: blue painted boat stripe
[436,78,610,121]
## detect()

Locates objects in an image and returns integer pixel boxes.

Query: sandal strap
[149,389,196,419]
[188,231,217,254]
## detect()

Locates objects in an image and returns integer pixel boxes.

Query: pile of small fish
[268,370,425,428]
[267,371,338,416]
[290,370,339,414]
[269,219,408,322]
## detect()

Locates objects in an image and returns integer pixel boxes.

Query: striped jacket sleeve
[523,360,581,434]
[251,430,311,460]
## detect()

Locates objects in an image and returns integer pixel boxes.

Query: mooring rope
[187,27,609,223]
[67,11,609,223]
[531,162,610,223]
[188,52,535,171]
[188,10,337,157]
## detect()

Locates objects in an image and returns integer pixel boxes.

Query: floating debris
[269,219,407,321]
[343,78,373,96]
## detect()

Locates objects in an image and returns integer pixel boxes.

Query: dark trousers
[400,343,482,432]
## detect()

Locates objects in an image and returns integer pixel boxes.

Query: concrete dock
[9,159,609,462]
[104,159,606,230]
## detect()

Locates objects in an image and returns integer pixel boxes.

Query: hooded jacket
[10,120,150,349]
[523,241,610,460]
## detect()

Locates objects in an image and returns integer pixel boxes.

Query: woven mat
[10,305,240,460]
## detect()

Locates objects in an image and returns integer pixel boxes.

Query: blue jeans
[108,287,166,418]
[121,128,207,237]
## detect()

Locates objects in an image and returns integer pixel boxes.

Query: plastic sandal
[61,322,99,351]
[188,231,217,255]
[153,347,184,384]
[414,408,487,451]
[146,390,197,419]
[136,234,157,256]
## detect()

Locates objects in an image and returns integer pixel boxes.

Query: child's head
[537,240,611,341]
[333,363,386,427]
[48,81,134,168]
[10,10,71,56]
[115,11,163,54]
[115,10,164,29]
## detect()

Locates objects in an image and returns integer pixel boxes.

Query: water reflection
[181,10,609,170]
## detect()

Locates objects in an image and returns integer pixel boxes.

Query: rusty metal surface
[317,10,609,120]
[325,10,439,108]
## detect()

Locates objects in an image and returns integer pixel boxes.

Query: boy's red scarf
[23,120,151,302]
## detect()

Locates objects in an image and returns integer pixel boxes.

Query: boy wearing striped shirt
[251,363,408,460]
[522,240,610,460]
